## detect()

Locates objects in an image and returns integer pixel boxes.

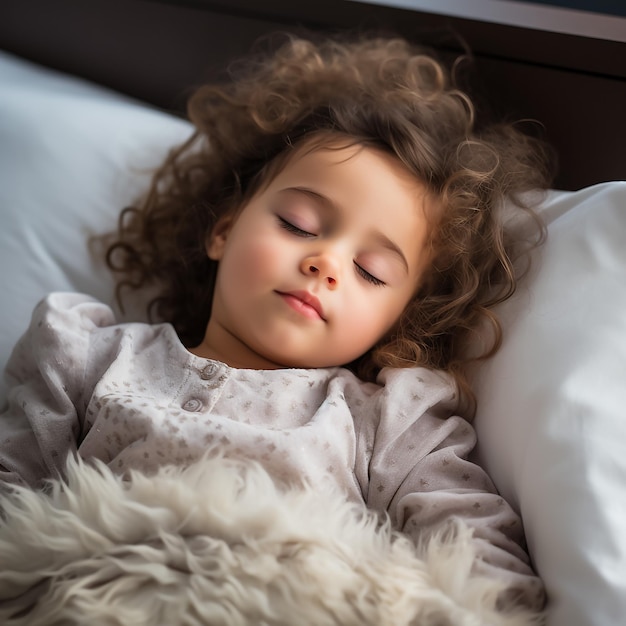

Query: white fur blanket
[0,455,542,626]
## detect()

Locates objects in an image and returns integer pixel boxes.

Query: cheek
[337,291,408,347]
[221,230,285,287]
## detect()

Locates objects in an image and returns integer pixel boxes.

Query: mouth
[276,290,326,321]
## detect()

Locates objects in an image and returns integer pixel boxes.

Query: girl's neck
[190,326,285,371]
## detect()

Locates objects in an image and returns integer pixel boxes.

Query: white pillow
[0,50,193,402]
[472,182,626,626]
[1,47,625,626]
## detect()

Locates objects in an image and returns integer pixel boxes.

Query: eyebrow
[287,186,410,273]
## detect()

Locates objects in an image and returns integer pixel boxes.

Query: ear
[206,215,235,261]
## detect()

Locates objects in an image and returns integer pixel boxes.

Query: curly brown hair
[104,34,553,414]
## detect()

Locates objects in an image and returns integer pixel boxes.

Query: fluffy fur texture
[0,454,541,626]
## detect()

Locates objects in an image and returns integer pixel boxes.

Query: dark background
[519,0,626,16]
[1,0,625,190]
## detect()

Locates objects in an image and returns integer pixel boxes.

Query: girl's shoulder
[375,366,461,417]
[27,292,166,347]
[13,292,183,384]
[329,366,460,424]
[329,365,457,403]
[4,293,142,399]
[33,291,115,325]
[376,366,457,395]
[29,291,124,339]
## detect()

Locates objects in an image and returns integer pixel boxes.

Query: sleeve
[362,367,545,610]
[0,292,117,490]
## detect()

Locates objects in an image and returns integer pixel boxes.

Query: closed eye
[279,215,386,286]
[354,262,386,286]
[278,216,315,238]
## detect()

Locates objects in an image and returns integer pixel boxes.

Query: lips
[276,290,325,321]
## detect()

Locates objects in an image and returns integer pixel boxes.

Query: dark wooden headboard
[2,0,625,190]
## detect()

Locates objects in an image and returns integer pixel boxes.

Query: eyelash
[278,217,315,238]
[354,264,386,287]
[278,216,387,287]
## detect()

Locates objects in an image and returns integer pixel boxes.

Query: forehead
[268,136,428,202]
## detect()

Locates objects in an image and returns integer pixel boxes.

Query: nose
[301,253,339,288]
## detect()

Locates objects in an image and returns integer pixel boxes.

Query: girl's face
[196,141,433,370]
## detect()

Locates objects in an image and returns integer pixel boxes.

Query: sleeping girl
[0,34,552,614]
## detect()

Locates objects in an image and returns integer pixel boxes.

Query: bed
[0,1,625,625]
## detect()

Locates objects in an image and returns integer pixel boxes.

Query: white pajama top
[0,292,544,608]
